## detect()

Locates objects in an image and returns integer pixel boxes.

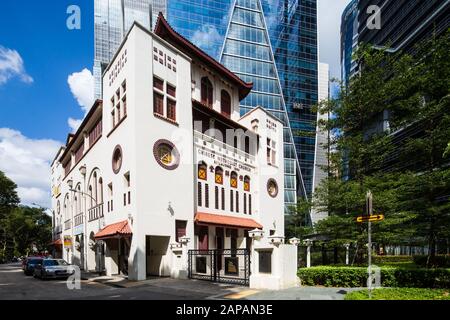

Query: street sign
[356,214,385,223]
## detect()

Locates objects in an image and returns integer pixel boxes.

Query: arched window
[230,171,238,188]
[98,178,103,204]
[63,194,70,221]
[88,185,93,208]
[93,172,98,205]
[215,166,223,185]
[220,90,231,117]
[76,184,81,214]
[198,162,207,180]
[201,77,213,107]
[244,176,250,192]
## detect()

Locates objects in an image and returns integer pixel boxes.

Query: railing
[64,219,72,231]
[193,130,256,165]
[88,203,104,222]
[74,213,84,226]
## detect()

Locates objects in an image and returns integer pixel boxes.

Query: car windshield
[56,260,69,266]
[43,260,59,266]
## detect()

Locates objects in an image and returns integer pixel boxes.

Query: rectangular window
[244,194,247,214]
[74,143,84,163]
[123,193,127,206]
[111,110,115,128]
[128,191,131,205]
[230,190,234,212]
[205,184,209,208]
[198,182,202,207]
[236,191,239,213]
[167,98,176,121]
[153,92,164,115]
[167,84,176,97]
[153,76,164,91]
[221,188,225,210]
[122,96,127,117]
[175,220,187,242]
[249,194,252,215]
[122,80,126,93]
[259,250,272,274]
[215,186,219,209]
[89,119,102,146]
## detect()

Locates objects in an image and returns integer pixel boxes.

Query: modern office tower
[310,62,329,225]
[340,0,359,86]
[94,0,166,98]
[167,0,319,211]
[357,0,449,54]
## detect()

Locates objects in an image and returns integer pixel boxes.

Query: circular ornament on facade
[267,179,279,198]
[153,140,180,170]
[112,145,123,174]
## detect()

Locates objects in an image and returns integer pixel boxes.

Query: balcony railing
[64,219,72,231]
[194,130,256,165]
[88,203,104,222]
[74,213,84,226]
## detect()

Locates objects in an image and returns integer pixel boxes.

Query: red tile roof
[195,212,263,229]
[95,220,132,240]
[154,13,253,100]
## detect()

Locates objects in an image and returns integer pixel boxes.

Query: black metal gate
[188,249,250,286]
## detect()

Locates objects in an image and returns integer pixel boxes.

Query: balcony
[64,220,72,231]
[74,213,84,226]
[88,203,104,222]
[194,130,256,166]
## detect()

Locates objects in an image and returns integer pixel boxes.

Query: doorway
[146,236,170,277]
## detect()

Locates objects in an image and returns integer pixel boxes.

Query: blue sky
[0,0,94,141]
[0,0,350,208]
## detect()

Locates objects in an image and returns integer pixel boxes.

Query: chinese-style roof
[154,13,253,100]
[193,99,258,135]
[195,212,263,229]
[94,220,132,240]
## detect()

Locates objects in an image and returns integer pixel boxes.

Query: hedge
[413,255,450,268]
[298,266,450,288]
[373,255,414,264]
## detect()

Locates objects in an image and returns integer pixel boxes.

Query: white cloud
[67,68,94,133]
[68,117,83,133]
[318,0,352,79]
[0,128,62,208]
[191,25,222,52]
[68,68,94,113]
[0,46,33,85]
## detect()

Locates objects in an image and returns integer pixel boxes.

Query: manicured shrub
[413,255,450,268]
[298,266,450,288]
[345,288,450,300]
[373,255,413,264]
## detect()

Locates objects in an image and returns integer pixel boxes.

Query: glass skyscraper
[167,0,318,210]
[94,0,167,98]
[340,0,358,87]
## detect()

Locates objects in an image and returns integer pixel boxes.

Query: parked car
[33,259,75,280]
[23,257,43,276]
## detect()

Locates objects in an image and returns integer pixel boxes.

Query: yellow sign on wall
[64,236,72,247]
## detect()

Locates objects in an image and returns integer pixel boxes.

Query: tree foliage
[308,30,450,266]
[0,170,52,262]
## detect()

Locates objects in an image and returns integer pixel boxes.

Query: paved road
[0,263,239,300]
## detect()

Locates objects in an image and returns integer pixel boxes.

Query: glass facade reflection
[340,0,358,87]
[94,0,166,98]
[167,0,318,210]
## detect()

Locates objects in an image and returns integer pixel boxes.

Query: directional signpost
[356,191,385,299]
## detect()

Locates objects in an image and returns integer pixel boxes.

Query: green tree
[311,31,450,266]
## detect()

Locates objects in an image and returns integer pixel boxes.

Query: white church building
[50,14,299,290]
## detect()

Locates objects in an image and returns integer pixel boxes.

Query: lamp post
[344,243,350,265]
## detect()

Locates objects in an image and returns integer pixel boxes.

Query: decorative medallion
[267,179,279,198]
[153,140,180,170]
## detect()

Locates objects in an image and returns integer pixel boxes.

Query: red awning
[94,220,132,240]
[50,239,62,246]
[195,212,263,229]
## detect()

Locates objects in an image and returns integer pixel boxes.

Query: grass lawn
[345,288,450,300]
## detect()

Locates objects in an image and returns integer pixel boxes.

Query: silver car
[33,259,75,279]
